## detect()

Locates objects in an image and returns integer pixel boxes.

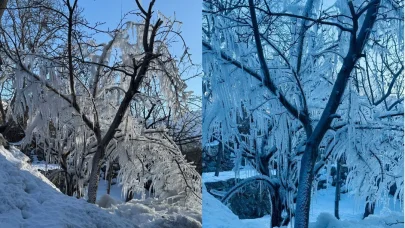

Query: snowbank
[98,192,202,227]
[96,181,202,227]
[111,197,202,228]
[0,146,134,228]
[0,146,202,228]
[202,184,257,228]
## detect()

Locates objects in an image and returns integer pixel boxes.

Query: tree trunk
[126,190,134,202]
[76,183,81,199]
[294,1,380,226]
[295,142,318,228]
[87,145,105,203]
[107,161,113,195]
[271,188,285,227]
[66,174,74,197]
[363,196,375,218]
[215,141,223,176]
[64,170,69,195]
[335,158,341,219]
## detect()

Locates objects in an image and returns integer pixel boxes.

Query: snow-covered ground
[97,179,126,201]
[108,197,202,228]
[0,146,133,227]
[30,160,129,202]
[96,179,152,202]
[203,170,404,228]
[96,180,202,227]
[0,146,201,228]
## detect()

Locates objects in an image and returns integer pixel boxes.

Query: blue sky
[78,0,202,96]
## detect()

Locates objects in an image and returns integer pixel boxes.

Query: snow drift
[0,146,202,228]
[202,184,248,228]
[110,197,202,228]
[0,146,134,228]
[310,212,404,228]
[97,193,202,228]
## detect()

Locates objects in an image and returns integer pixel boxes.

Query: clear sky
[78,0,202,96]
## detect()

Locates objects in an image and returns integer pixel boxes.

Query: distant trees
[0,0,201,207]
[203,0,403,227]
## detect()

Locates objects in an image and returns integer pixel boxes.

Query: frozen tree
[109,127,201,207]
[129,84,202,172]
[0,0,201,206]
[203,0,402,227]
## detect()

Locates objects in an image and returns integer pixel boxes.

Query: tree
[203,0,402,227]
[0,0,201,206]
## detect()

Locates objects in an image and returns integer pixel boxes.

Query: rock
[331,165,348,187]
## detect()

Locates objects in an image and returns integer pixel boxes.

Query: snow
[95,181,202,227]
[0,146,202,228]
[203,170,404,228]
[29,154,60,171]
[30,163,60,171]
[97,179,127,201]
[310,187,403,222]
[202,184,251,228]
[205,140,220,147]
[310,211,404,228]
[203,167,261,183]
[110,198,202,228]
[0,146,134,228]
